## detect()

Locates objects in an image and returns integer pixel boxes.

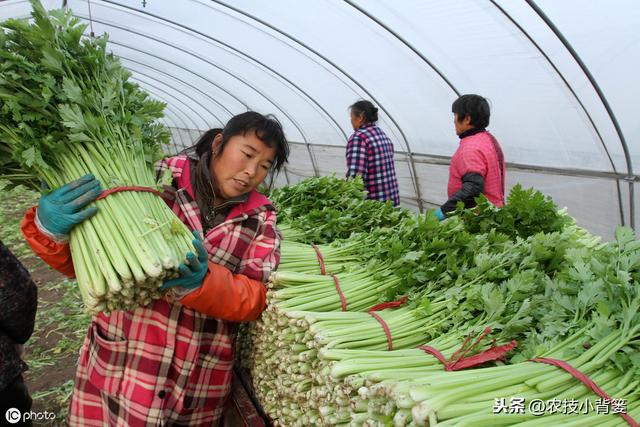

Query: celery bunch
[0,1,194,313]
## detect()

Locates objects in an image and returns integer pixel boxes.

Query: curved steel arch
[162,105,191,153]
[130,75,209,130]
[161,106,185,129]
[161,115,187,155]
[81,13,305,166]
[127,64,225,127]
[112,46,235,119]
[71,12,251,110]
[92,0,358,176]
[17,1,630,219]
[75,6,325,176]
[282,167,291,186]
[9,10,225,128]
[524,0,635,229]
[343,0,631,218]
[164,109,201,152]
[208,0,424,210]
[132,77,203,132]
[140,82,293,182]
[14,0,341,147]
[343,0,460,98]
[119,54,232,121]
[489,0,625,226]
[4,2,299,182]
[0,0,26,7]
[0,0,34,12]
[3,9,205,151]
[152,98,201,142]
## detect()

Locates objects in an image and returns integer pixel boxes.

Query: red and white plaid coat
[23,156,279,426]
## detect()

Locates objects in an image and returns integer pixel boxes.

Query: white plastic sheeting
[1,0,638,239]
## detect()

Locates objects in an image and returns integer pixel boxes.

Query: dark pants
[0,374,32,426]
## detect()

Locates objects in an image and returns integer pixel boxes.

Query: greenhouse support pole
[344,0,467,213]
[120,58,228,124]
[283,167,291,186]
[526,0,635,230]
[118,53,234,118]
[83,5,328,175]
[406,152,423,212]
[626,177,636,229]
[139,77,319,176]
[158,118,177,155]
[96,1,336,177]
[210,1,422,208]
[86,0,95,36]
[308,145,320,177]
[129,69,223,126]
[164,112,188,154]
[490,1,625,227]
[147,91,202,149]
[86,17,250,111]
[131,78,208,131]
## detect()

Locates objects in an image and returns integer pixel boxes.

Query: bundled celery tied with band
[0,1,195,313]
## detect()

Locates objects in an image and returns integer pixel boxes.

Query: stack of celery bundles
[0,1,195,313]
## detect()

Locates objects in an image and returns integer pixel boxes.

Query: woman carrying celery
[21,111,289,426]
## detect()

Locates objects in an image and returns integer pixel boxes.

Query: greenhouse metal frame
[1,0,638,239]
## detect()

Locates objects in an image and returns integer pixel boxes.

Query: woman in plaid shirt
[21,112,289,426]
[346,100,400,206]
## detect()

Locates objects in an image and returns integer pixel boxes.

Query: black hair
[191,112,289,214]
[217,111,289,174]
[350,100,379,123]
[179,128,222,159]
[192,128,223,158]
[452,94,491,129]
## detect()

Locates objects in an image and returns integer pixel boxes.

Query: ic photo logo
[5,408,56,424]
[5,408,21,424]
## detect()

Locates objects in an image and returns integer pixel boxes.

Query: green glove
[161,232,208,291]
[36,174,102,240]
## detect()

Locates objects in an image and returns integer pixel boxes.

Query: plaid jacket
[156,156,280,283]
[346,122,400,206]
[22,156,279,426]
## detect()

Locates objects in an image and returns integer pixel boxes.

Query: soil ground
[1,187,89,426]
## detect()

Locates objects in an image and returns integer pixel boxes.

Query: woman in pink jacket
[436,94,506,220]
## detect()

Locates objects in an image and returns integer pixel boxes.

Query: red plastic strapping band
[419,327,518,371]
[446,341,517,371]
[418,344,450,366]
[530,357,639,427]
[367,296,408,351]
[311,244,326,275]
[96,185,163,201]
[367,296,408,312]
[330,273,347,311]
[450,327,492,364]
[369,312,394,351]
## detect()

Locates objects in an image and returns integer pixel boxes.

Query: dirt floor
[1,186,89,426]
